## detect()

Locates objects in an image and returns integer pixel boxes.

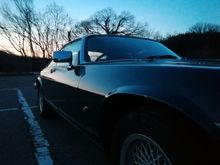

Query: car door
[42,39,82,116]
[72,36,116,136]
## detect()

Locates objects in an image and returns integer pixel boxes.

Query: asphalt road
[0,74,109,165]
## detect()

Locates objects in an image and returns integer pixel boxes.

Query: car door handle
[50,68,56,73]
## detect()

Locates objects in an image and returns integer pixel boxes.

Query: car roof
[62,34,158,49]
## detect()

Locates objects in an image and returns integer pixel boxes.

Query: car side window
[86,36,132,62]
[62,39,81,65]
[85,36,179,63]
[86,37,110,62]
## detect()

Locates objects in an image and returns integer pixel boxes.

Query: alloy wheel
[120,133,173,165]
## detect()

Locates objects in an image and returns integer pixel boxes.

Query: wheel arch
[99,91,210,157]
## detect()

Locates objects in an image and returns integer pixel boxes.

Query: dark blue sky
[35,0,220,35]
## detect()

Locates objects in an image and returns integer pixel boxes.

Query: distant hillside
[162,32,220,59]
[0,51,50,73]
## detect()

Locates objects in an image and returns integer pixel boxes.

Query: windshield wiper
[145,55,179,60]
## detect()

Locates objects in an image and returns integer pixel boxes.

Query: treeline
[0,31,220,73]
[0,51,50,72]
[163,31,220,59]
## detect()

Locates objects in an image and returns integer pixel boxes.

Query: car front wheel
[110,110,205,165]
[120,133,172,165]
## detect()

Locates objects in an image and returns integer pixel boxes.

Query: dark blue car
[35,35,220,165]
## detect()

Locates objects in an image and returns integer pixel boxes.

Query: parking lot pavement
[0,75,109,165]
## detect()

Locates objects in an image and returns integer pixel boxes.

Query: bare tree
[189,22,220,34]
[0,3,158,58]
[42,3,73,53]
[0,17,30,57]
[0,0,36,57]
[0,1,73,58]
[73,8,150,38]
[31,3,73,58]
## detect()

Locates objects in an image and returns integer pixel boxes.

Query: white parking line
[30,105,38,109]
[0,88,17,91]
[0,107,19,112]
[0,106,38,112]
[16,89,53,165]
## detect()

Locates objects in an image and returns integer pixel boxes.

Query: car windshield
[86,35,181,62]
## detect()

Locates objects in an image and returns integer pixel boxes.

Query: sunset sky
[35,0,220,35]
[0,0,220,52]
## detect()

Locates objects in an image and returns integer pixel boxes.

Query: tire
[38,87,53,118]
[110,110,206,165]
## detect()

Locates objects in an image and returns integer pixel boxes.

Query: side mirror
[52,51,72,63]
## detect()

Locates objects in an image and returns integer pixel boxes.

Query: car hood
[169,59,220,67]
[100,59,220,68]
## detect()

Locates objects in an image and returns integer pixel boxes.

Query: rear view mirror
[53,51,72,63]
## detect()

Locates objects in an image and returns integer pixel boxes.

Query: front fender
[105,85,213,131]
